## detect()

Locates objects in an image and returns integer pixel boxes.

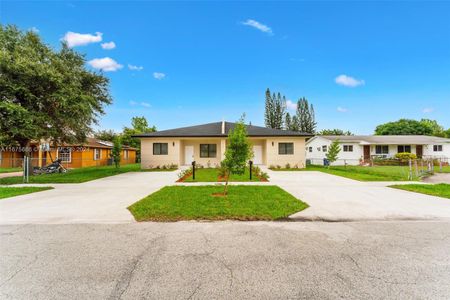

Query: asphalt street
[1,221,449,299]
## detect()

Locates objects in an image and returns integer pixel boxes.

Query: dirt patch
[211,192,227,197]
[176,172,192,182]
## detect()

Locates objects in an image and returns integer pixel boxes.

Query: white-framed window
[308,147,312,153]
[94,148,101,160]
[397,145,411,153]
[433,145,443,152]
[322,145,327,152]
[123,149,129,159]
[59,147,72,162]
[343,145,353,152]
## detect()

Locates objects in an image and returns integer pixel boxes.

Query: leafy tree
[121,116,156,162]
[296,97,316,134]
[0,25,111,151]
[290,115,300,131]
[219,116,253,195]
[444,128,450,138]
[284,112,292,130]
[110,137,122,168]
[94,130,117,142]
[420,119,445,137]
[264,88,286,129]
[375,119,434,135]
[318,129,353,136]
[326,140,341,167]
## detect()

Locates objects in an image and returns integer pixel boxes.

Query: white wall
[423,143,450,159]
[305,137,361,166]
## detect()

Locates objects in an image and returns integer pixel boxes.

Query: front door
[185,146,194,165]
[416,145,423,158]
[253,145,263,165]
[363,145,370,160]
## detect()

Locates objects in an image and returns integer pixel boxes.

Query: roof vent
[221,120,225,134]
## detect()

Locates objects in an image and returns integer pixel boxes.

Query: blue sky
[3,1,450,133]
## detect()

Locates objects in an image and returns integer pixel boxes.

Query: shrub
[177,169,191,179]
[285,163,291,169]
[276,165,281,169]
[252,165,261,176]
[269,165,275,169]
[394,152,417,162]
[260,172,270,180]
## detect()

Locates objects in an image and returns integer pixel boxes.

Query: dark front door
[416,145,423,158]
[363,145,370,160]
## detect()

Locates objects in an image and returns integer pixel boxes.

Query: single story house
[306,135,450,165]
[0,138,137,169]
[134,121,312,169]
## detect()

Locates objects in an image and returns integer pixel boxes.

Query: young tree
[220,116,253,195]
[326,140,341,168]
[0,25,111,166]
[110,138,122,168]
[296,97,316,134]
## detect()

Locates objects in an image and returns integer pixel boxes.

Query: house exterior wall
[305,137,362,165]
[265,137,306,168]
[422,143,450,159]
[140,136,308,169]
[0,151,23,168]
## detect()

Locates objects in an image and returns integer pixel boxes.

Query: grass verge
[0,164,171,185]
[0,187,53,199]
[182,168,265,182]
[128,185,308,221]
[270,165,418,181]
[390,183,450,199]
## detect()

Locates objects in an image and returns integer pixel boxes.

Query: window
[279,143,294,155]
[375,145,389,154]
[397,145,411,153]
[308,147,312,153]
[343,145,353,152]
[200,144,217,158]
[153,143,168,155]
[94,148,101,160]
[123,150,129,159]
[59,147,72,162]
[433,145,443,152]
[322,145,327,152]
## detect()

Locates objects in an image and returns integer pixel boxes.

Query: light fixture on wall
[272,141,274,146]
[173,142,175,147]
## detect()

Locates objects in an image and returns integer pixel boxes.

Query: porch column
[38,144,43,167]
[220,139,226,161]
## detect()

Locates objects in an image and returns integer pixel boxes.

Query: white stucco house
[306,135,450,165]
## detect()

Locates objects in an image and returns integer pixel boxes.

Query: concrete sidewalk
[0,171,178,224]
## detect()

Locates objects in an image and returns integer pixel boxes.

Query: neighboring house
[306,135,450,165]
[134,121,312,169]
[0,138,137,168]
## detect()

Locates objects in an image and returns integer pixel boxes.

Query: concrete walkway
[0,171,178,224]
[0,171,22,179]
[267,170,450,221]
[423,173,450,184]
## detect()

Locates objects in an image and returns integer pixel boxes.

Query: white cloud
[140,102,151,108]
[335,74,365,87]
[87,57,123,72]
[337,106,349,113]
[153,72,166,80]
[62,31,102,48]
[30,27,39,33]
[101,41,116,50]
[286,100,297,110]
[128,64,144,71]
[241,19,273,35]
[130,100,151,108]
[129,100,138,106]
[422,107,434,113]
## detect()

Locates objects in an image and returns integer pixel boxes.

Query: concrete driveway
[0,171,178,224]
[269,170,450,221]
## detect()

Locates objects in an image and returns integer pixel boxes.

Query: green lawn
[270,165,418,181]
[0,164,174,185]
[128,185,308,221]
[390,184,450,199]
[0,167,22,173]
[0,187,53,199]
[182,168,264,182]
[436,166,450,173]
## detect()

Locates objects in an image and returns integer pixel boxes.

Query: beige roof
[316,135,450,145]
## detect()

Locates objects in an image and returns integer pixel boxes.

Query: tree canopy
[296,97,316,134]
[0,25,112,147]
[318,129,353,136]
[264,88,285,129]
[374,119,444,136]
